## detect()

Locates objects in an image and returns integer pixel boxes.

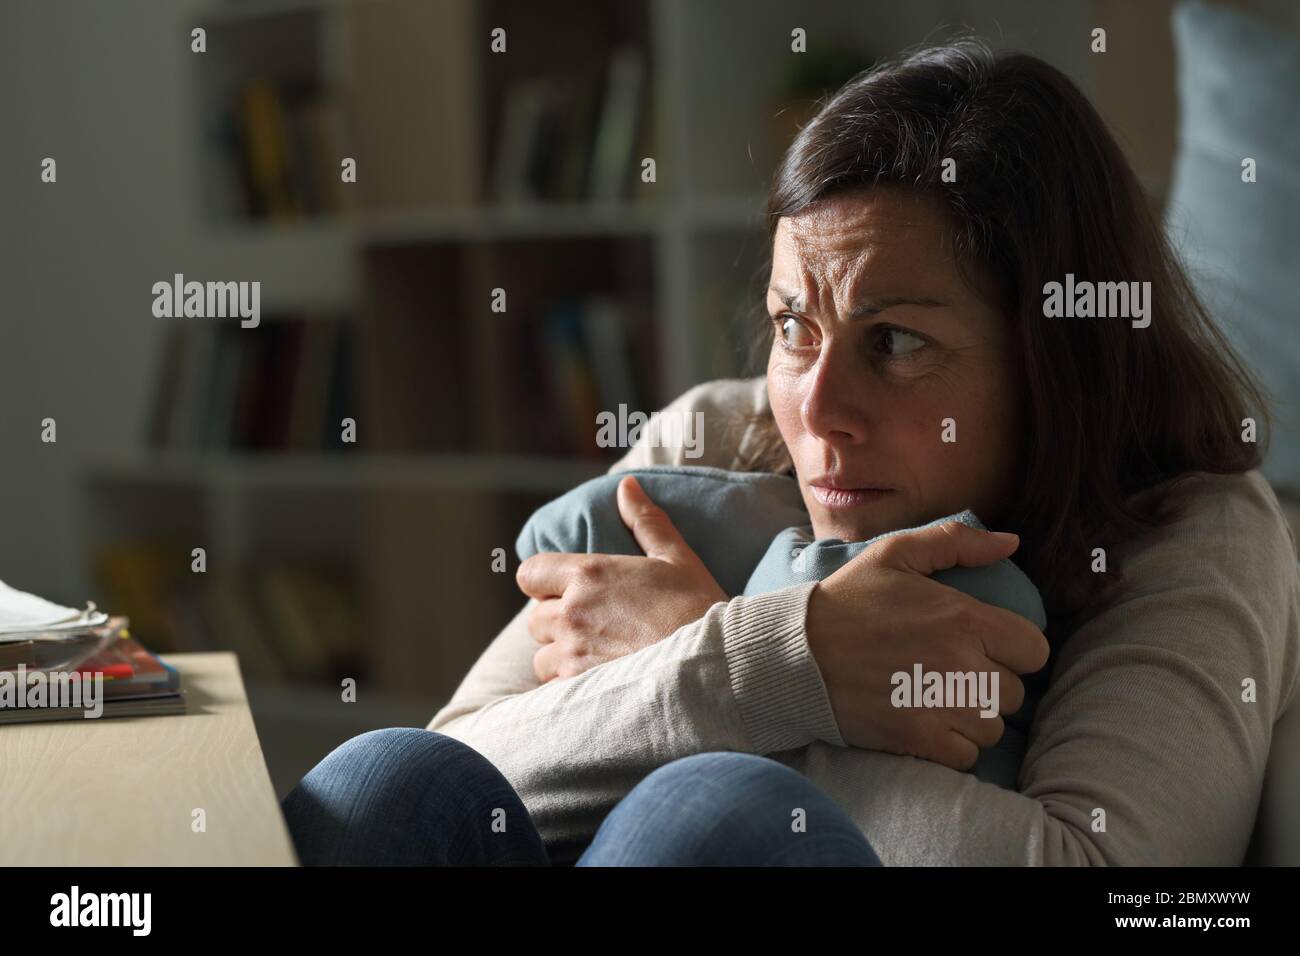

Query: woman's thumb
[616,475,696,564]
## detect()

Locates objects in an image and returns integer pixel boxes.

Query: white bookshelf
[205,197,762,250]
[182,0,776,390]
[87,451,608,492]
[80,0,798,719]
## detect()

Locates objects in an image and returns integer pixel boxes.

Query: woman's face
[766,186,1024,542]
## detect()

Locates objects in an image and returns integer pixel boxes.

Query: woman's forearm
[427,583,840,859]
[813,626,1278,866]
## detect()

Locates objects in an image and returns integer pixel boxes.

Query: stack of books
[0,580,185,725]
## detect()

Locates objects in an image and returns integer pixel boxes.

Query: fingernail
[991,531,1019,545]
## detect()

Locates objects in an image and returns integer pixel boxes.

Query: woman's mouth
[808,484,896,510]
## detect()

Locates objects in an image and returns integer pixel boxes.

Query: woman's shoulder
[1107,470,1299,613]
[1130,470,1298,566]
[1064,469,1300,717]
[608,377,789,473]
[660,376,771,422]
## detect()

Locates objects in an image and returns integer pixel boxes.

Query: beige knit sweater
[428,378,1300,865]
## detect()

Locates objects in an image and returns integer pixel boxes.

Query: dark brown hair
[748,38,1270,615]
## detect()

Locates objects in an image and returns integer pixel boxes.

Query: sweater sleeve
[427,584,840,860]
[426,377,839,859]
[608,377,788,472]
[797,469,1300,865]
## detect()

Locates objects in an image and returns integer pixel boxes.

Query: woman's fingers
[935,729,982,772]
[526,598,557,644]
[867,520,1019,577]
[968,601,1051,675]
[516,552,595,599]
[956,710,1006,750]
[616,475,700,567]
[993,664,1026,715]
[532,641,560,683]
[838,522,1050,676]
[810,529,1048,762]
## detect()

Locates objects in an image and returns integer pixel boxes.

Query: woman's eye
[877,327,927,356]
[779,315,816,348]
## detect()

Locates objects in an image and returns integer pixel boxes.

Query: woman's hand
[806,521,1051,771]
[519,476,727,683]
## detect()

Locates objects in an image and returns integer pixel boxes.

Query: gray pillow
[517,466,809,598]
[519,466,1045,629]
[744,519,1048,632]
[1166,0,1300,495]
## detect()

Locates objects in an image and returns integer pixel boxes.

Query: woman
[281,39,1300,866]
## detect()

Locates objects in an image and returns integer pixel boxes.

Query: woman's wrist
[722,583,845,753]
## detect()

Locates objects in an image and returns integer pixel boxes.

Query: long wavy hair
[743,38,1270,615]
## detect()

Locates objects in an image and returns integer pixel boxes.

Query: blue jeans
[281,728,882,866]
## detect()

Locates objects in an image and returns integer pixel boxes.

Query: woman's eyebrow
[768,287,807,311]
[768,286,948,317]
[848,295,949,318]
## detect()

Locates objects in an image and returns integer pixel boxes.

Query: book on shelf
[492,46,648,204]
[543,301,605,458]
[146,315,355,453]
[582,295,641,414]
[239,79,301,220]
[92,543,364,685]
[289,321,341,448]
[589,46,648,202]
[192,574,287,680]
[492,75,558,204]
[557,74,604,200]
[203,76,358,222]
[149,561,362,684]
[157,318,218,452]
[534,295,649,458]
[146,297,647,459]
[93,545,188,653]
[320,320,358,451]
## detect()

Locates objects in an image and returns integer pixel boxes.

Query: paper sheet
[0,579,108,640]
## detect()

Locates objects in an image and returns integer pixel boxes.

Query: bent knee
[587,752,873,866]
[641,751,807,799]
[284,728,540,865]
[618,752,827,827]
[316,728,504,790]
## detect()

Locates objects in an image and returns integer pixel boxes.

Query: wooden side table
[0,652,297,865]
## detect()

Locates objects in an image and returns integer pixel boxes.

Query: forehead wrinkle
[786,223,884,317]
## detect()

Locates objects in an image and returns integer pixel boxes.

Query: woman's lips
[808,485,895,510]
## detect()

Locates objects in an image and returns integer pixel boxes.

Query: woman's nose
[800,347,869,446]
